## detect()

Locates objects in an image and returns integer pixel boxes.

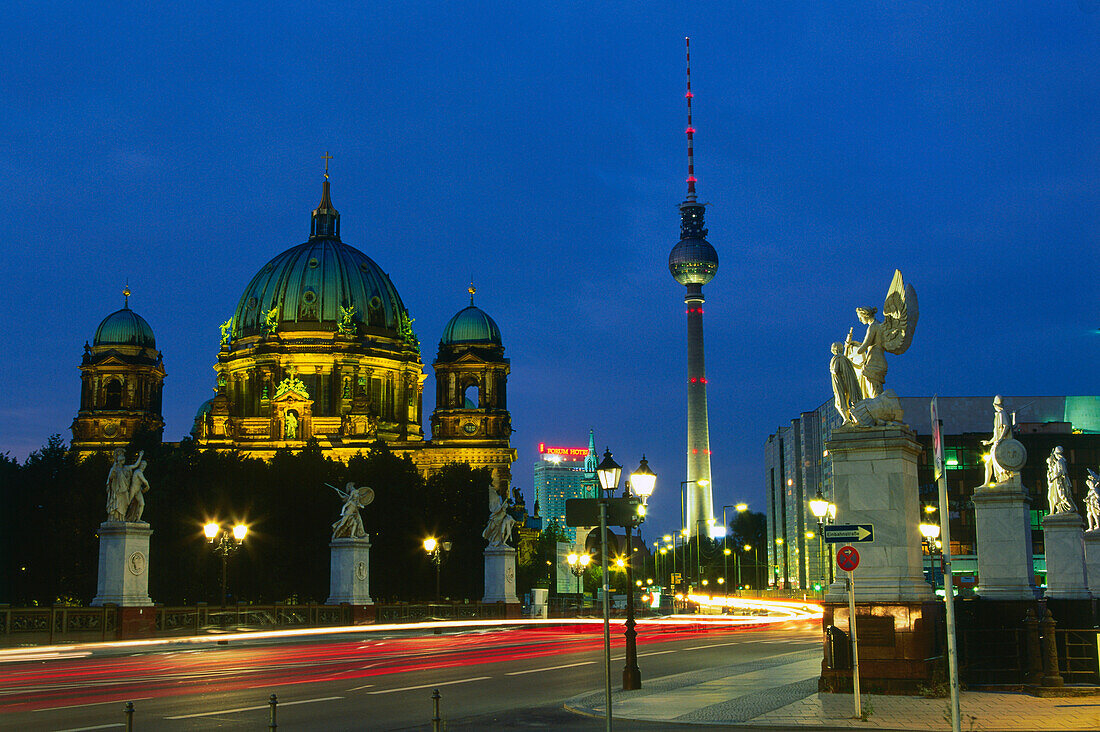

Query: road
[0,619,820,730]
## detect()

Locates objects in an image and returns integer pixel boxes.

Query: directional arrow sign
[823,524,874,543]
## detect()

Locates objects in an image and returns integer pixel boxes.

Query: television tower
[668,38,718,538]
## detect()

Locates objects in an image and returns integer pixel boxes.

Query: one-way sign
[823,524,874,543]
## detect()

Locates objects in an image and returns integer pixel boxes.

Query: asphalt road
[0,620,820,730]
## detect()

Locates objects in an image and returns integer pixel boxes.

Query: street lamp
[566,551,591,608]
[919,521,941,588]
[598,451,656,692]
[424,537,452,602]
[204,521,248,607]
[809,488,830,592]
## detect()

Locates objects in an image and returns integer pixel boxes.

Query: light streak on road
[683,595,823,620]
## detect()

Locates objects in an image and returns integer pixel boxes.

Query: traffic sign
[565,497,640,527]
[671,573,682,585]
[837,545,860,572]
[931,396,944,481]
[823,524,874,543]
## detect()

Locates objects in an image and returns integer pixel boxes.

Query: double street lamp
[423,537,452,601]
[809,489,836,589]
[566,551,591,608]
[596,450,656,691]
[204,521,248,607]
[919,520,941,589]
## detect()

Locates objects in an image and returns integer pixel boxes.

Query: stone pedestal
[823,427,933,603]
[91,521,153,607]
[972,481,1039,599]
[327,537,373,605]
[1042,513,1089,599]
[1085,531,1100,599]
[482,546,519,604]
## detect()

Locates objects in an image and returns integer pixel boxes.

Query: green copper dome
[230,181,411,340]
[94,303,156,349]
[441,304,502,346]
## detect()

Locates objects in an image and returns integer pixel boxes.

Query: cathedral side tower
[418,286,516,491]
[71,288,166,455]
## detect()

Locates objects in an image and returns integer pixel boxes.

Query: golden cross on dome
[123,284,131,308]
[468,282,476,304]
[322,151,333,179]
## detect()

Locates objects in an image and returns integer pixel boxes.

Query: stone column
[824,426,933,602]
[971,482,1039,599]
[1042,513,1089,599]
[1084,530,1100,599]
[327,537,373,605]
[91,521,153,607]
[483,546,519,604]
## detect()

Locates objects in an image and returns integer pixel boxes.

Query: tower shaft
[685,283,714,536]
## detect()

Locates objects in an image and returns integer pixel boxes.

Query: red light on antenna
[685,91,693,98]
[687,176,697,183]
[692,449,699,455]
[685,127,695,134]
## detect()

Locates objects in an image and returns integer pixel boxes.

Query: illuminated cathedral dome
[229,180,411,340]
[93,290,157,349]
[440,287,502,346]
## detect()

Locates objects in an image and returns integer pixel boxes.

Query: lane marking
[637,649,678,657]
[55,725,124,732]
[684,641,742,650]
[164,696,342,720]
[34,696,153,713]
[505,661,596,676]
[346,683,374,691]
[368,676,490,694]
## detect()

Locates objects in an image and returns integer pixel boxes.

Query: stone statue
[264,306,280,335]
[981,395,1012,486]
[848,389,905,427]
[1085,469,1100,531]
[329,482,374,539]
[124,459,150,522]
[843,270,919,402]
[219,319,232,345]
[1046,446,1077,514]
[338,304,356,336]
[830,341,862,424]
[482,487,516,547]
[285,411,299,439]
[106,449,143,522]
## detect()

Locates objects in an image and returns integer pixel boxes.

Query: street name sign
[565,497,640,528]
[823,524,874,543]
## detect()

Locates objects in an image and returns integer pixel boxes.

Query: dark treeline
[0,435,541,607]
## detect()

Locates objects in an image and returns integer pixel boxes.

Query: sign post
[931,396,962,732]
[836,545,861,719]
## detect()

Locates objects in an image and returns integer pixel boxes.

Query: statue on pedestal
[329,482,374,539]
[106,449,145,522]
[830,270,918,427]
[977,395,1027,488]
[482,487,516,547]
[1084,469,1100,531]
[1047,446,1077,514]
[125,459,151,522]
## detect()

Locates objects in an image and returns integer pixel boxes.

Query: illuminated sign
[538,443,589,458]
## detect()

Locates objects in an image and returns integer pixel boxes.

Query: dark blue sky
[2,3,1098,536]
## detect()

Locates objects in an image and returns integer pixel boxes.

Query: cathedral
[73,174,516,490]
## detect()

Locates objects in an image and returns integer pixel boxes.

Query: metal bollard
[269,693,278,730]
[431,689,441,732]
[1023,607,1042,686]
[124,701,134,732]
[1039,607,1064,687]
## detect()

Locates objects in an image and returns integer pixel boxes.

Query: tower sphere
[668,235,719,286]
[94,305,157,349]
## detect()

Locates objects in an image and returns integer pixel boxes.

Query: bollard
[269,693,278,730]
[1023,607,1042,686]
[1039,607,1064,688]
[124,701,134,732]
[431,689,441,732]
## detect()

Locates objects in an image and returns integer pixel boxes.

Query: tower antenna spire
[685,37,697,201]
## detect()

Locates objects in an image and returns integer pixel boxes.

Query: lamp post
[919,521,940,589]
[598,451,655,691]
[423,537,452,601]
[566,551,591,609]
[809,489,830,593]
[204,522,248,607]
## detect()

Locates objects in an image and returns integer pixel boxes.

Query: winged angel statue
[328,482,375,539]
[831,270,918,427]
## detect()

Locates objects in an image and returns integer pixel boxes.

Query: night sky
[3,4,1098,537]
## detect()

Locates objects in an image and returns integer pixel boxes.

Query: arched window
[462,383,479,409]
[105,380,123,410]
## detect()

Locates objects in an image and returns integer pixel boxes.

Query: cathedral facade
[76,177,515,490]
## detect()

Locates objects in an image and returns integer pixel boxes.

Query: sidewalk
[565,648,1100,731]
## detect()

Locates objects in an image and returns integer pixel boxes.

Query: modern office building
[765,396,1100,591]
[533,432,598,531]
